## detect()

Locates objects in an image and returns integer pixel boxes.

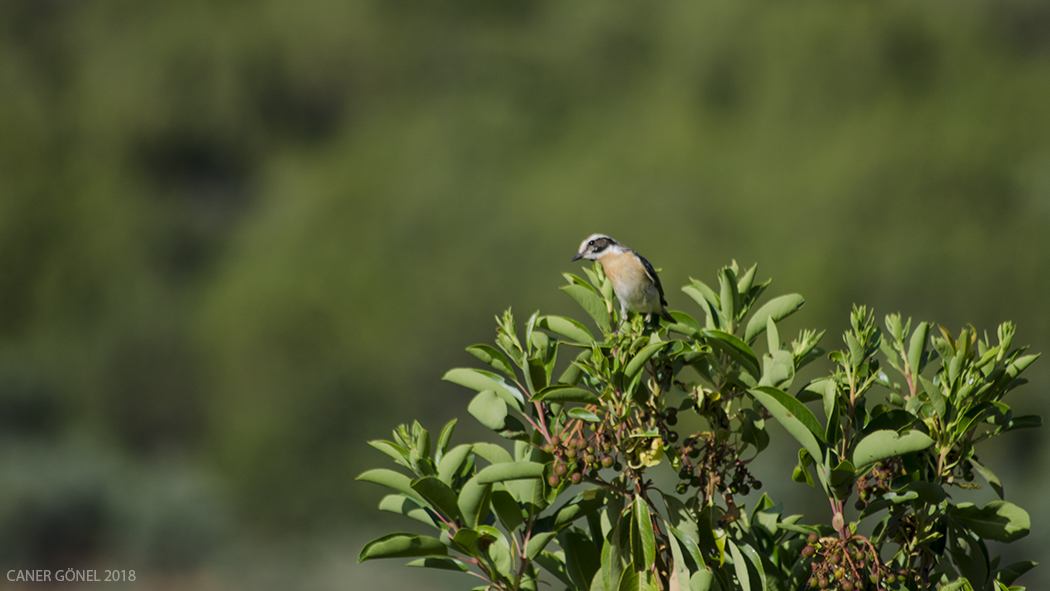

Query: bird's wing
[636,252,668,307]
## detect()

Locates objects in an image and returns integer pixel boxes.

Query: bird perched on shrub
[572,234,675,325]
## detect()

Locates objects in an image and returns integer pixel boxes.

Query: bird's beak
[571,253,583,262]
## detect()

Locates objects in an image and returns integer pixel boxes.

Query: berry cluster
[801,534,882,591]
[855,458,903,510]
[639,405,680,443]
[544,433,619,487]
[673,431,761,499]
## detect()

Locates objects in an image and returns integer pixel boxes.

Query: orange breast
[598,252,660,313]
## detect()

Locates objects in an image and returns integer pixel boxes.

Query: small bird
[572,234,675,325]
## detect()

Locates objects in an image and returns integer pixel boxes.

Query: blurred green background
[2,0,1050,589]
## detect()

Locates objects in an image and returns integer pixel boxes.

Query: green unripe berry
[601,456,614,468]
[570,472,582,484]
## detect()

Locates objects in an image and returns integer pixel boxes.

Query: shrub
[359,262,1040,591]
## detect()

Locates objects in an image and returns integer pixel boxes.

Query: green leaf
[457,475,492,528]
[539,315,595,344]
[357,469,426,504]
[744,294,805,344]
[861,409,917,435]
[907,321,931,375]
[468,390,509,431]
[727,541,751,591]
[629,497,656,572]
[476,461,546,484]
[625,341,673,381]
[602,520,625,591]
[792,448,815,486]
[748,386,825,464]
[759,349,795,389]
[436,444,473,484]
[467,344,518,378]
[563,531,602,591]
[526,531,559,560]
[473,442,513,465]
[704,330,760,376]
[562,284,611,332]
[951,501,1030,542]
[618,567,639,591]
[411,477,463,523]
[996,561,1037,586]
[568,408,602,422]
[719,267,739,330]
[829,459,855,500]
[368,440,411,468]
[436,419,457,464]
[669,524,706,570]
[765,315,780,353]
[690,570,715,591]
[535,551,574,588]
[443,368,525,411]
[851,430,934,467]
[359,533,448,562]
[406,557,468,572]
[378,494,438,527]
[735,542,767,591]
[682,284,721,330]
[970,458,1004,499]
[451,528,489,554]
[667,527,691,591]
[534,385,600,405]
[737,263,758,295]
[490,489,524,532]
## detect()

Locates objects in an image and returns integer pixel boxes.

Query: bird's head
[572,234,621,261]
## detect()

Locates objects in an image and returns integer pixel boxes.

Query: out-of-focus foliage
[1,0,1050,586]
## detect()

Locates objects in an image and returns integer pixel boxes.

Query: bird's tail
[659,308,675,323]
